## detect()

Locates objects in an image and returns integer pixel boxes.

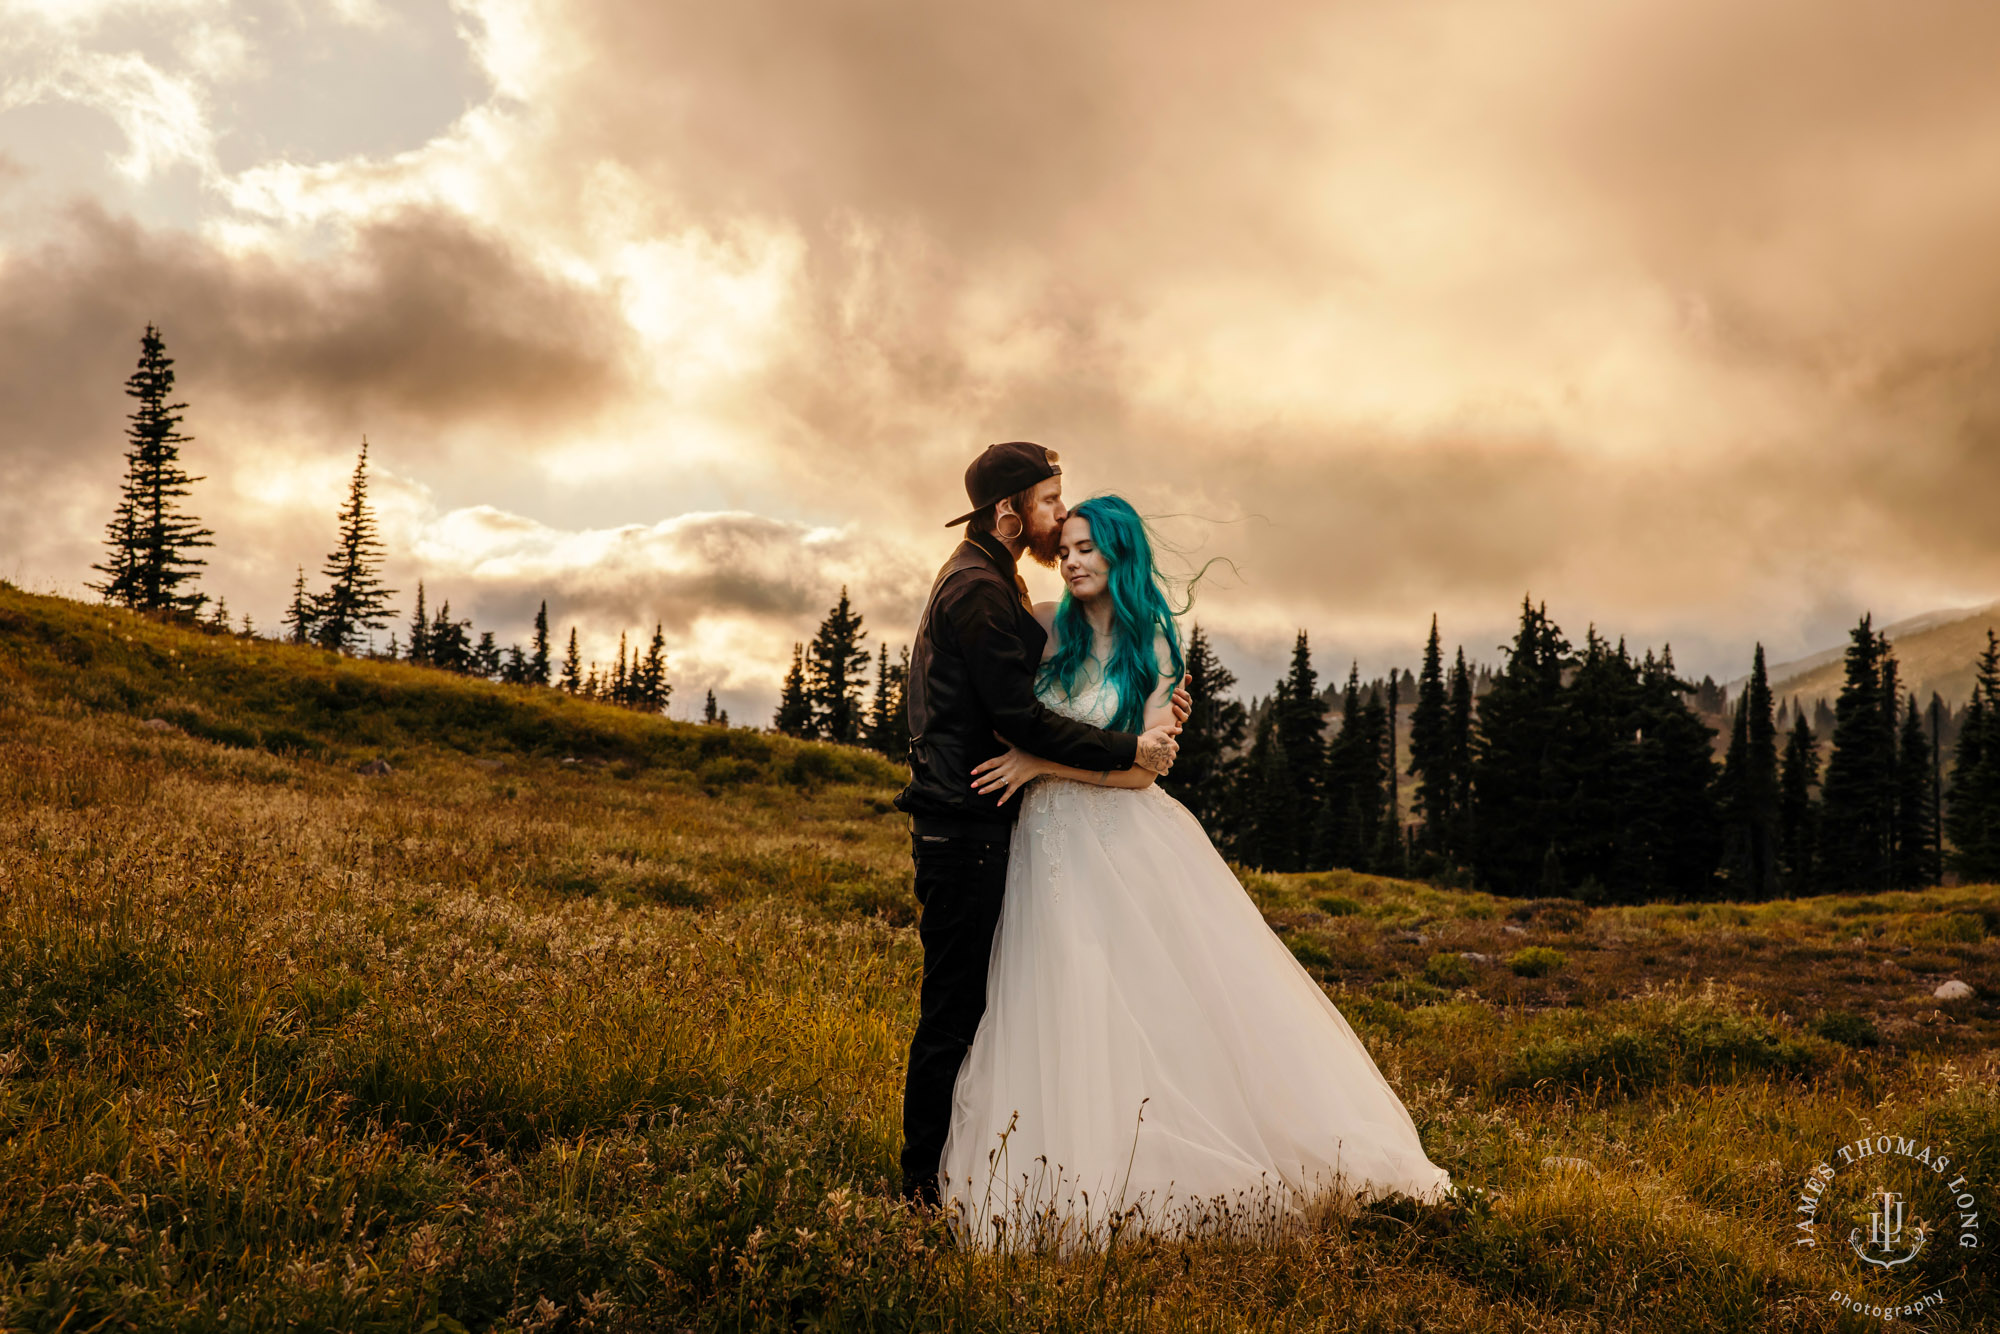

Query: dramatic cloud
[5,0,2000,715]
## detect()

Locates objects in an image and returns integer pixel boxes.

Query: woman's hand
[972,745,1046,806]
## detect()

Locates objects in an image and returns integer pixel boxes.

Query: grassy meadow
[2,582,1996,1332]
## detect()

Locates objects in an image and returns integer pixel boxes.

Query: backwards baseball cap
[946,440,1062,527]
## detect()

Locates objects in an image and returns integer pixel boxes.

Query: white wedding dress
[939,671,1455,1251]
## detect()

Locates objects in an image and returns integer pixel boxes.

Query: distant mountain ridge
[1737,599,2000,710]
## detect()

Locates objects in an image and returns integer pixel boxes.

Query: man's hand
[1170,682,1194,728]
[1135,724,1180,776]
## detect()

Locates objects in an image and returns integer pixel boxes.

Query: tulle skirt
[939,777,1455,1252]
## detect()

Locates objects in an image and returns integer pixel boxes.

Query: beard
[1022,514,1063,568]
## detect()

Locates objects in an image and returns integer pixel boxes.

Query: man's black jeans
[898,827,1011,1205]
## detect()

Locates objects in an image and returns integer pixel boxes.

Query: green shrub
[1283,933,1336,971]
[1423,952,1476,988]
[1810,1009,1880,1048]
[1502,988,1824,1096]
[1314,894,1363,917]
[1911,912,1986,945]
[1507,946,1567,978]
[1371,977,1450,1007]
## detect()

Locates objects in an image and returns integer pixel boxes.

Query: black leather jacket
[894,531,1138,829]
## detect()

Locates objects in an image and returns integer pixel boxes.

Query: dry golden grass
[2,585,1996,1332]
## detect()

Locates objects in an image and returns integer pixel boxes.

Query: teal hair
[1037,495,1187,733]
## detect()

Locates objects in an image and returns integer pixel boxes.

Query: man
[894,440,1188,1207]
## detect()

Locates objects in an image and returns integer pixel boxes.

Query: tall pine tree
[635,625,670,713]
[1718,644,1781,899]
[1946,630,2000,882]
[89,324,213,615]
[1239,700,1297,872]
[1276,631,1326,867]
[1817,616,1896,894]
[863,641,911,761]
[405,583,432,665]
[806,587,869,744]
[559,627,582,693]
[1471,598,1573,896]
[531,601,552,685]
[1160,624,1248,837]
[282,566,315,645]
[774,643,814,737]
[1778,714,1820,896]
[428,600,473,673]
[1893,696,1933,889]
[1443,646,1475,866]
[1408,617,1452,854]
[311,440,397,654]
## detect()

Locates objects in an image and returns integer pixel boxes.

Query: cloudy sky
[5,0,2000,720]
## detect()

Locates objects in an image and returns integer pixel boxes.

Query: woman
[939,495,1455,1251]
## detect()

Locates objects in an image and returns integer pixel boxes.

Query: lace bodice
[1035,665,1121,728]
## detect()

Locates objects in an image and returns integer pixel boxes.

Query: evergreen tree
[1927,692,1947,888]
[1561,628,1643,899]
[1408,616,1452,852]
[1161,624,1248,837]
[1817,617,1896,893]
[1946,630,2000,882]
[471,630,500,679]
[1316,664,1385,871]
[282,567,316,645]
[636,625,670,713]
[1444,646,1475,864]
[1240,701,1296,871]
[560,627,582,693]
[774,643,814,737]
[884,645,910,762]
[501,644,529,684]
[863,641,912,761]
[1470,597,1573,896]
[704,689,721,724]
[205,596,230,632]
[531,601,552,685]
[866,642,896,752]
[310,440,396,654]
[1718,644,1781,898]
[428,600,473,673]
[806,587,870,744]
[1625,647,1722,900]
[1778,714,1820,896]
[1894,696,1933,889]
[1377,672,1404,874]
[89,324,213,614]
[406,582,431,666]
[1276,631,1326,866]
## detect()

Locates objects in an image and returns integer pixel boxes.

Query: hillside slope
[0,583,900,791]
[1751,598,2000,709]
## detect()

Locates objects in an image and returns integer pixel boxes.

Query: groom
[893,440,1187,1208]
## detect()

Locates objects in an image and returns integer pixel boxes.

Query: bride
[940,494,1455,1250]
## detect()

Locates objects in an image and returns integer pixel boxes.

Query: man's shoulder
[931,550,1012,605]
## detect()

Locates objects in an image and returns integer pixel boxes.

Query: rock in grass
[354,758,392,776]
[142,717,178,732]
[1541,1156,1599,1175]
[1934,979,1976,1001]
